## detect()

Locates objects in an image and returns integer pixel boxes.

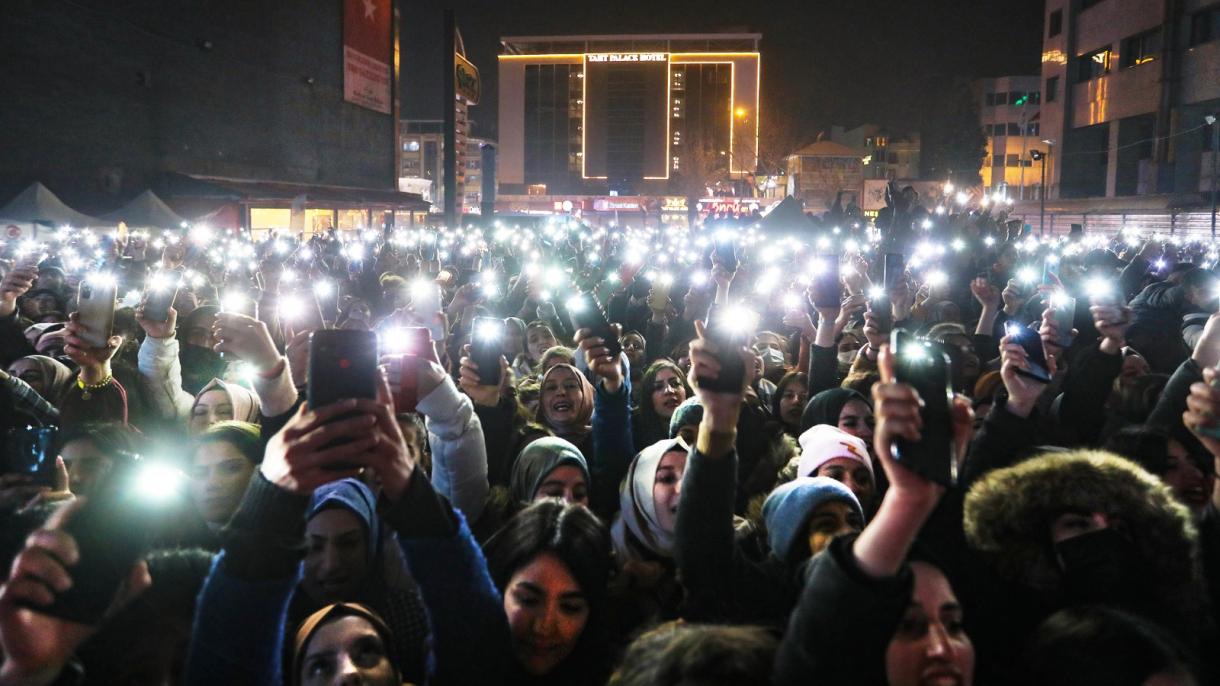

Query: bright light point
[927,270,948,287]
[808,258,827,276]
[87,272,116,288]
[278,296,305,320]
[147,272,174,292]
[1154,259,1167,269]
[935,205,947,216]
[944,182,955,194]
[951,239,965,251]
[565,296,586,313]
[921,219,933,229]
[476,320,501,341]
[817,237,831,250]
[1049,291,1071,309]
[844,239,860,253]
[313,281,333,298]
[1018,267,1037,284]
[721,306,759,334]
[281,269,298,284]
[868,285,886,299]
[1046,254,1060,265]
[690,271,708,286]
[298,248,313,261]
[984,237,996,246]
[133,463,184,502]
[607,272,621,284]
[658,272,674,286]
[955,191,970,205]
[1085,277,1112,299]
[783,292,802,310]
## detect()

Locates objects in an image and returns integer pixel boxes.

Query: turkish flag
[344,0,390,61]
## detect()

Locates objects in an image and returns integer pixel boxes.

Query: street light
[1030,149,1047,237]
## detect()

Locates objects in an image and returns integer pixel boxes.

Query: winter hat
[668,396,704,438]
[510,436,590,504]
[763,476,863,564]
[800,388,869,434]
[797,424,873,480]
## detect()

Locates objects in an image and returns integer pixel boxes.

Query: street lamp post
[1030,149,1046,236]
[1208,115,1219,240]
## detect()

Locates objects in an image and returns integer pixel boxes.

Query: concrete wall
[0,0,397,208]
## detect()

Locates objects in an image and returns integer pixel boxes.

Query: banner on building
[343,0,392,114]
[455,52,480,105]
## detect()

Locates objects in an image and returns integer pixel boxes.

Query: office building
[829,124,922,181]
[1040,0,1220,199]
[497,33,761,200]
[974,76,1044,198]
[785,141,867,212]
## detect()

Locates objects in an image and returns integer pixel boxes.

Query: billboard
[343,0,392,114]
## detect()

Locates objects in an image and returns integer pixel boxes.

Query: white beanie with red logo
[797,424,874,479]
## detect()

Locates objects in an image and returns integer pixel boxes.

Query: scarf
[610,439,684,562]
[510,436,590,504]
[193,378,260,424]
[17,355,73,403]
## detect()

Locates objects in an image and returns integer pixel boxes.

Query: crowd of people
[0,190,1218,685]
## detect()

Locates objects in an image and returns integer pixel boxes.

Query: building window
[1190,6,1220,46]
[1048,9,1063,37]
[1046,76,1059,102]
[985,93,995,107]
[1028,122,1040,136]
[1077,46,1112,82]
[1007,123,1022,136]
[992,155,1005,167]
[1121,30,1161,68]
[1081,0,1104,9]
[1007,154,1021,167]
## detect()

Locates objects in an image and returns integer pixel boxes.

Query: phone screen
[696,303,747,393]
[1004,321,1052,383]
[891,331,956,487]
[813,257,842,309]
[470,317,505,386]
[883,253,905,290]
[567,292,622,359]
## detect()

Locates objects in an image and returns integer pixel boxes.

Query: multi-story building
[1040,0,1220,200]
[462,136,494,213]
[785,141,867,212]
[497,33,761,203]
[974,76,1044,199]
[399,120,445,205]
[829,125,921,181]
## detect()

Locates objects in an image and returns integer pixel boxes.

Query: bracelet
[257,358,287,379]
[77,374,113,400]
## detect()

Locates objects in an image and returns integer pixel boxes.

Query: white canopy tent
[100,190,187,230]
[0,182,113,238]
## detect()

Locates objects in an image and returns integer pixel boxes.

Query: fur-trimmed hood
[963,450,1197,593]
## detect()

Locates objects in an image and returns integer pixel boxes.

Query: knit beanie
[763,476,863,563]
[797,424,873,479]
[668,396,704,438]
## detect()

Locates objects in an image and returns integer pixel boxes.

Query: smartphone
[470,317,505,386]
[76,277,117,348]
[890,331,956,487]
[221,291,259,319]
[883,253,905,290]
[648,278,672,311]
[142,278,180,324]
[1003,321,1052,383]
[813,257,842,309]
[714,235,739,272]
[308,330,379,409]
[870,295,892,335]
[1051,294,1076,348]
[411,280,446,342]
[567,292,622,359]
[2,424,58,488]
[1042,259,1060,287]
[33,454,184,624]
[697,303,748,393]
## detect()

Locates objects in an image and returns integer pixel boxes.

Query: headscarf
[14,354,73,403]
[762,476,863,564]
[291,603,399,686]
[192,379,260,425]
[510,436,590,504]
[800,388,869,434]
[308,478,383,571]
[610,439,685,561]
[535,363,594,441]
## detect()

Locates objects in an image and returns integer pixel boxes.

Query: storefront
[162,173,429,238]
[494,194,691,228]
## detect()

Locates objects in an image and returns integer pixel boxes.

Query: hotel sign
[587,52,667,63]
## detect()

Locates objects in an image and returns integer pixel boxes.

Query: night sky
[401,0,1044,143]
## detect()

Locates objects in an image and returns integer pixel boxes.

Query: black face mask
[1054,527,1147,610]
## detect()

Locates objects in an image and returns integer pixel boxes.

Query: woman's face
[1162,439,1210,514]
[541,368,583,427]
[300,615,398,686]
[528,327,557,362]
[190,441,255,525]
[60,438,112,496]
[1121,354,1151,379]
[837,399,875,445]
[622,333,645,370]
[653,449,687,534]
[816,457,875,509]
[805,500,864,557]
[779,380,808,429]
[885,561,975,686]
[505,327,526,358]
[504,552,590,676]
[7,358,48,398]
[303,508,369,604]
[190,389,235,435]
[534,465,588,506]
[650,368,686,419]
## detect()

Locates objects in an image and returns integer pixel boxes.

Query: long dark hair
[633,359,692,447]
[483,499,611,682]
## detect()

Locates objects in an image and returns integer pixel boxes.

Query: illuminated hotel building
[497,33,761,199]
[1039,0,1220,200]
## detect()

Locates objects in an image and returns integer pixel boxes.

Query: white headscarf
[610,438,685,562]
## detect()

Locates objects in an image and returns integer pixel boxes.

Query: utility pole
[442,9,457,230]
[1031,149,1046,236]
[1210,114,1218,240]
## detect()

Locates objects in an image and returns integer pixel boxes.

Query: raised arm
[575,324,634,520]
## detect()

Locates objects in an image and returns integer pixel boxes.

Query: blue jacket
[184,473,509,685]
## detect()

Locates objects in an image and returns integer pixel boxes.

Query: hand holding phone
[566,292,621,359]
[695,304,756,394]
[1003,321,1052,383]
[470,317,505,387]
[75,275,118,348]
[887,331,956,487]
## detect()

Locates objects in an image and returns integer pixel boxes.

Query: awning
[162,173,429,210]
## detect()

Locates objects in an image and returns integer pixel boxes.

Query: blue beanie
[668,396,704,438]
[762,476,863,564]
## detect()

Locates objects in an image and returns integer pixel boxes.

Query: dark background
[402,0,1045,142]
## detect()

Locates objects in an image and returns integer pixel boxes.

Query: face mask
[760,347,786,371]
[1054,527,1146,609]
[838,350,857,368]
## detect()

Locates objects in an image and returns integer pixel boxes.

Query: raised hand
[457,344,507,408]
[135,301,177,340]
[998,333,1047,418]
[63,312,120,382]
[971,276,1000,311]
[260,401,380,494]
[0,261,39,318]
[575,324,624,393]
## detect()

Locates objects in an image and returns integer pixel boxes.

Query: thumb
[877,344,896,384]
[54,456,70,492]
[950,395,974,466]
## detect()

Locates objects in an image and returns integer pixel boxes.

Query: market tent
[759,195,815,235]
[101,190,187,229]
[0,182,113,229]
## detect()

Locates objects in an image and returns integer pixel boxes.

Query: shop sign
[593,198,642,212]
[455,52,481,104]
[587,53,667,63]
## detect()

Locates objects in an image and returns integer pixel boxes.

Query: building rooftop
[790,141,867,158]
[500,33,761,55]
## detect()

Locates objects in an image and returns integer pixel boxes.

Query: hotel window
[985,93,995,107]
[1080,0,1103,9]
[1046,76,1059,102]
[1191,6,1220,45]
[1007,154,1021,167]
[1048,9,1062,37]
[1121,30,1161,68]
[1007,123,1022,136]
[1076,46,1112,82]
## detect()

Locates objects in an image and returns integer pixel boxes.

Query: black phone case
[1007,323,1052,383]
[143,285,179,323]
[696,304,746,393]
[871,295,893,334]
[813,258,842,309]
[307,330,379,408]
[883,253,905,290]
[891,332,956,487]
[568,293,622,359]
[470,317,504,387]
[3,425,58,488]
